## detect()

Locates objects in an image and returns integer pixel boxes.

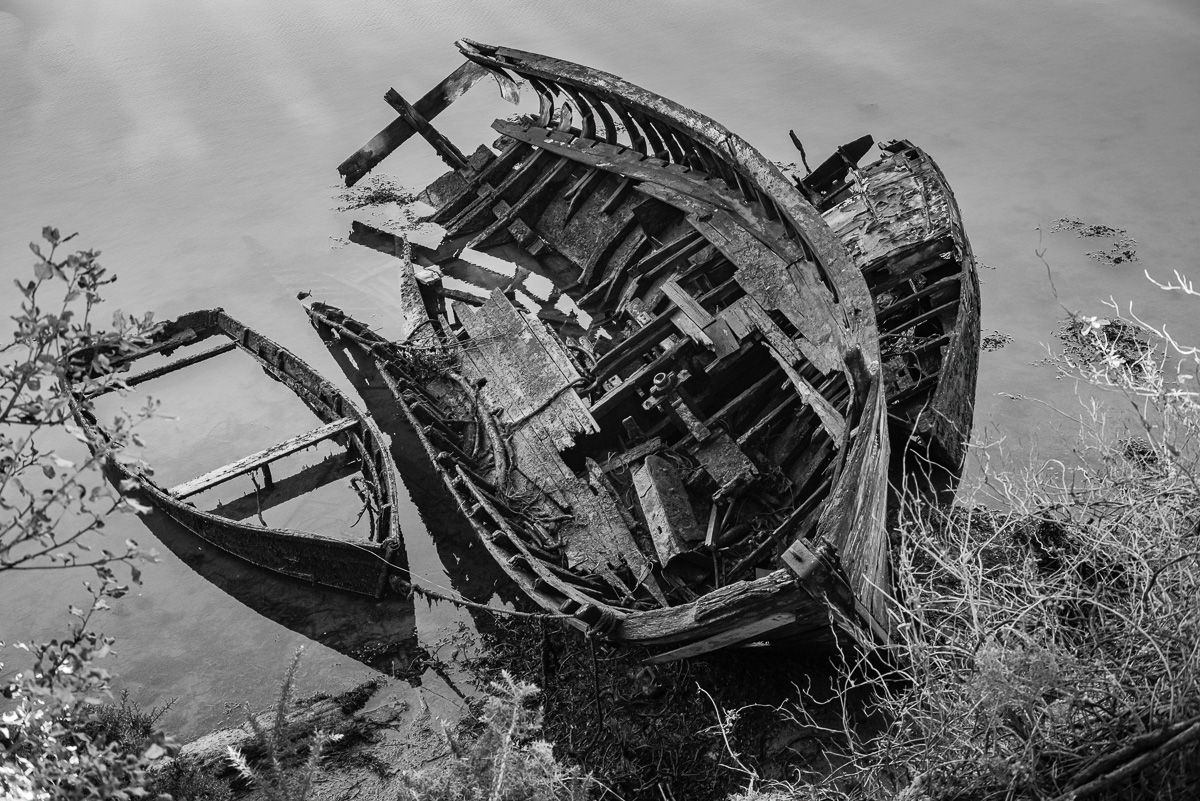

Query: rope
[400,578,574,621]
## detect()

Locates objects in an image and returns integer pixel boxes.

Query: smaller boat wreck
[313,40,980,660]
[65,309,405,598]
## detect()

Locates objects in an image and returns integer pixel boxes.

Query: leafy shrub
[1,228,165,799]
[1,581,178,799]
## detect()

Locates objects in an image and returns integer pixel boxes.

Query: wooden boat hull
[327,41,906,658]
[67,309,404,597]
[809,138,981,497]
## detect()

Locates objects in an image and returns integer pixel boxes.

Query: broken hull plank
[66,309,405,598]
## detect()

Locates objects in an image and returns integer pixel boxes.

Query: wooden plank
[465,157,577,248]
[454,290,596,448]
[108,329,200,368]
[598,436,664,474]
[645,612,796,664]
[591,310,676,380]
[207,451,361,521]
[633,455,703,566]
[88,341,236,397]
[169,418,358,499]
[338,61,489,186]
[669,309,713,348]
[660,279,715,328]
[384,88,468,170]
[767,343,846,443]
[445,149,550,235]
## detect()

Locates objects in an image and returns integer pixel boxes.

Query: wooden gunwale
[65,309,404,598]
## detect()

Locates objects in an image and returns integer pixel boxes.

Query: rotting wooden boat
[799,136,981,498]
[65,309,404,598]
[324,40,902,660]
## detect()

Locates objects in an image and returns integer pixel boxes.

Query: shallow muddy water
[2,0,1198,738]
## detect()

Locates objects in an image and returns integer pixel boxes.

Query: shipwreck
[315,40,980,659]
[65,40,979,662]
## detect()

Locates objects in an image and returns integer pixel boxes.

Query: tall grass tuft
[399,670,595,801]
[226,647,335,801]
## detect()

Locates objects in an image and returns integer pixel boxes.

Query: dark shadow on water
[132,500,422,676]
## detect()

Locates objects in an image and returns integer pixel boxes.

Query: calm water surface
[2,0,1198,738]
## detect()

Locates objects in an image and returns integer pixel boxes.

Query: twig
[1052,720,1200,801]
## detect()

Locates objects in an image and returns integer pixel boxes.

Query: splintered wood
[454,291,653,582]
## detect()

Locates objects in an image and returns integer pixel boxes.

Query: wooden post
[384,88,469,171]
[338,61,488,186]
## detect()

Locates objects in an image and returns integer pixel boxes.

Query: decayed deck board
[170,417,358,499]
[338,61,489,186]
[454,289,596,447]
[453,292,655,580]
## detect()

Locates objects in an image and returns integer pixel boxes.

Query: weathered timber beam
[591,310,677,380]
[87,342,237,398]
[765,340,846,442]
[646,611,797,664]
[445,149,551,235]
[338,61,488,187]
[384,88,468,170]
[465,157,577,248]
[107,329,201,369]
[207,451,362,521]
[427,141,535,225]
[170,417,359,499]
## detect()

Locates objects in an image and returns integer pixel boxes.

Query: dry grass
[731,279,1200,801]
